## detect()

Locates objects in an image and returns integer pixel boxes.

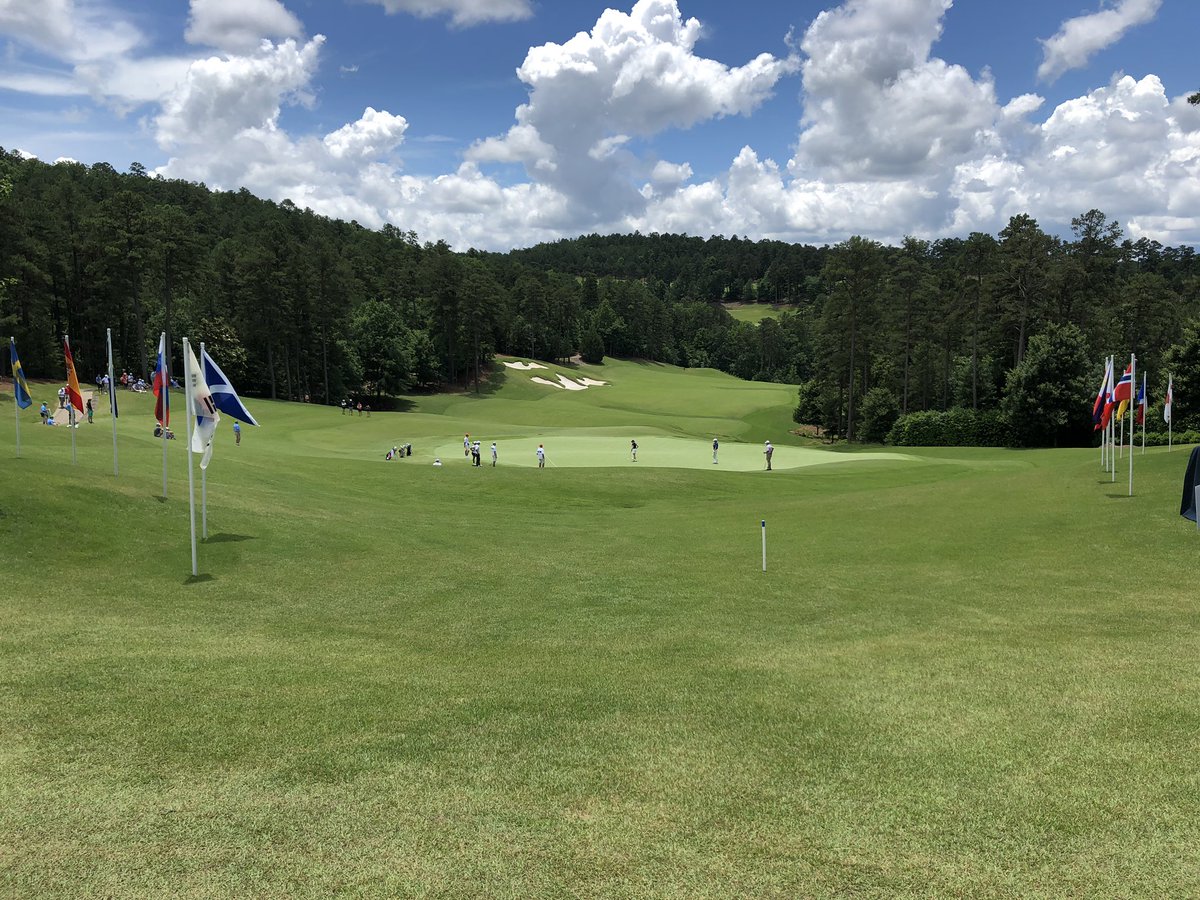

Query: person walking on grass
[630,439,638,462]
[233,421,241,446]
[537,444,545,468]
[464,433,471,457]
[491,442,498,467]
[712,436,719,464]
[763,440,774,471]
[85,398,93,424]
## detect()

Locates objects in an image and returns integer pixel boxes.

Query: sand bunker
[504,361,547,370]
[529,374,607,391]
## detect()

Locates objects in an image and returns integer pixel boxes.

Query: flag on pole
[1092,358,1111,430]
[201,347,259,426]
[1164,374,1173,424]
[1136,374,1146,425]
[185,343,219,470]
[10,338,32,409]
[63,337,83,414]
[1113,364,1132,405]
[106,333,118,419]
[152,332,170,426]
[1102,364,1118,429]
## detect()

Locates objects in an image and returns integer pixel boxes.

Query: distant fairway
[3,358,1199,898]
[723,302,797,324]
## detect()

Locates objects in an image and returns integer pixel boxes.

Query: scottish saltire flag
[185,343,219,469]
[63,337,83,414]
[1136,374,1146,425]
[152,332,170,426]
[1092,358,1111,430]
[201,347,258,426]
[10,338,32,409]
[1164,374,1173,424]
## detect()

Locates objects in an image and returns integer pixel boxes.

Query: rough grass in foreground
[1,362,1198,897]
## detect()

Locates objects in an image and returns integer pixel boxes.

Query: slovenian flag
[63,336,83,415]
[201,347,258,426]
[10,338,32,409]
[152,332,170,427]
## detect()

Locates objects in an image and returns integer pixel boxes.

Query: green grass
[722,303,797,324]
[2,359,1199,897]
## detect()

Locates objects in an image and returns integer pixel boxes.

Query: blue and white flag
[201,347,258,426]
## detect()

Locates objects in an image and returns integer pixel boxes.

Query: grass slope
[1,364,1198,898]
[722,303,798,325]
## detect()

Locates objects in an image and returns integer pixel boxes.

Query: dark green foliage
[1002,323,1093,447]
[579,328,604,364]
[1161,320,1200,430]
[886,408,1012,447]
[855,387,900,443]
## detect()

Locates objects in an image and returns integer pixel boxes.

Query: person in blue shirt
[233,421,242,445]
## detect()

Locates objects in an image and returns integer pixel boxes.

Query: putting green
[430,434,917,470]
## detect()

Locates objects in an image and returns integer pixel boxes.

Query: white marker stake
[761,519,767,572]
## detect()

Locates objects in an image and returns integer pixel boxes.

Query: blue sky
[2,0,1198,251]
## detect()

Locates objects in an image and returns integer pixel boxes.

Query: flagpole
[159,331,168,498]
[64,334,77,465]
[200,341,208,540]
[183,337,198,577]
[107,328,118,476]
[1128,354,1136,497]
[1168,373,1173,452]
[11,336,20,459]
[1141,373,1146,455]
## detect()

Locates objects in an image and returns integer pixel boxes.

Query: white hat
[764,440,770,444]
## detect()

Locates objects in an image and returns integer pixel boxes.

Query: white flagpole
[1141,372,1146,455]
[200,341,207,540]
[11,336,20,458]
[761,520,766,572]
[64,333,77,465]
[183,337,198,577]
[1168,373,1173,452]
[107,328,118,476]
[160,331,168,498]
[1128,354,1136,497]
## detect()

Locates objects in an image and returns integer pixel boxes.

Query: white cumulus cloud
[1037,0,1161,83]
[356,0,532,27]
[467,0,797,222]
[185,0,304,52]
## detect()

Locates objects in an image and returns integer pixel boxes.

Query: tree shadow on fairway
[204,533,254,543]
[184,573,215,584]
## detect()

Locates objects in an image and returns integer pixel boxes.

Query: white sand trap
[504,361,547,370]
[556,374,588,391]
[530,376,564,388]
[578,378,607,386]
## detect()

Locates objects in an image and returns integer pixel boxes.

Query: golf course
[2,356,1198,897]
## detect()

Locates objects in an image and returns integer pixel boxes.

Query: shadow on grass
[184,573,215,585]
[205,533,254,543]
[1105,493,1134,499]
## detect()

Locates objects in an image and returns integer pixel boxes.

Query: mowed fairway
[2,359,1199,898]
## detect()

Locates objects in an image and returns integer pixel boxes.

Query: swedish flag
[9,338,32,409]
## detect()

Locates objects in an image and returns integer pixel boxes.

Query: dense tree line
[4,148,1200,446]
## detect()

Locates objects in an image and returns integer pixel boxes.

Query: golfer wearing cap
[763,440,773,471]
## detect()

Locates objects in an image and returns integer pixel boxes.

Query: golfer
[630,439,638,462]
[763,440,774,471]
[491,442,498,466]
[712,437,719,464]
[537,444,545,468]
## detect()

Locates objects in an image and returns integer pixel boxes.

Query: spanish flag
[63,336,84,415]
